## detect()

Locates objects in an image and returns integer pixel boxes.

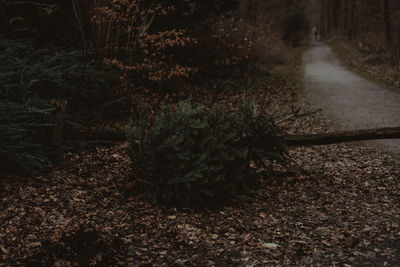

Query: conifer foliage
[128,101,286,207]
[0,39,109,175]
[0,101,52,176]
[0,39,108,118]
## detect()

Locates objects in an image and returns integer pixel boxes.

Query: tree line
[318,0,400,64]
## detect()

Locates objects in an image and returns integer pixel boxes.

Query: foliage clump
[128,100,286,207]
[92,0,198,89]
[0,38,109,120]
[0,38,110,176]
[0,101,53,176]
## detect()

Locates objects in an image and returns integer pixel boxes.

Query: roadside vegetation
[331,41,400,91]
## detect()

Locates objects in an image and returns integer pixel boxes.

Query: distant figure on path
[314,28,318,40]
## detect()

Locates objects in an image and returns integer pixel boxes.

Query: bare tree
[383,0,393,50]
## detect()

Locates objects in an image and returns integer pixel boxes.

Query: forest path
[303,40,400,158]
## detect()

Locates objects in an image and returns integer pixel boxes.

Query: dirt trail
[303,40,400,158]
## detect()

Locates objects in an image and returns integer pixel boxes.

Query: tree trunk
[320,0,327,38]
[49,99,67,165]
[341,0,349,36]
[65,126,400,147]
[383,0,393,50]
[332,0,341,36]
[282,127,400,146]
[348,0,357,40]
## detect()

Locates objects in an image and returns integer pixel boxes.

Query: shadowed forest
[1,0,400,266]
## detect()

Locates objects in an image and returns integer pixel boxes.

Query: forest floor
[1,47,400,266]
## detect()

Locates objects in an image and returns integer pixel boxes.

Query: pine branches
[0,101,52,175]
[0,38,110,176]
[0,38,109,119]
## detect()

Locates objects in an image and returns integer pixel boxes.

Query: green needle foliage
[128,100,286,207]
[0,38,109,120]
[0,101,53,176]
[0,38,111,176]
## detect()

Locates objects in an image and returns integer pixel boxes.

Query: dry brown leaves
[1,80,400,266]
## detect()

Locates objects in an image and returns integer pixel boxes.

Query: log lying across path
[64,127,400,147]
[51,99,400,151]
[282,127,400,147]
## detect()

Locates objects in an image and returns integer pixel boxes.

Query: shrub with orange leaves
[87,0,290,96]
[91,0,197,90]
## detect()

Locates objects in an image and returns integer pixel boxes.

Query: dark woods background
[316,0,400,64]
[1,0,311,81]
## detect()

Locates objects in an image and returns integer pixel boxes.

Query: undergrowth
[0,101,53,176]
[331,40,400,92]
[0,38,111,121]
[0,38,112,176]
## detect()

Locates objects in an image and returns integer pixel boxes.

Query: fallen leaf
[262,243,280,249]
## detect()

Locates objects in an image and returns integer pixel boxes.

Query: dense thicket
[0,0,311,177]
[0,101,52,176]
[0,39,109,119]
[0,39,109,175]
[1,0,311,90]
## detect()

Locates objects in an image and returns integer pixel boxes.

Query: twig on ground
[277,108,322,123]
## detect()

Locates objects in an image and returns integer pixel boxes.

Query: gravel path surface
[303,40,400,158]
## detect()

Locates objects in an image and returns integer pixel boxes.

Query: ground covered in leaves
[1,62,400,266]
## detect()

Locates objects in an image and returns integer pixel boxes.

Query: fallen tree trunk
[65,126,400,146]
[282,127,400,146]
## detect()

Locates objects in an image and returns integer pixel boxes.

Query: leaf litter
[1,85,400,266]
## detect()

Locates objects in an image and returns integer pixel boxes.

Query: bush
[91,0,197,90]
[0,38,110,121]
[0,38,112,176]
[128,100,286,207]
[0,101,53,176]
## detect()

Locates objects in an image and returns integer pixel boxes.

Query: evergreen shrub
[0,101,53,176]
[0,38,110,120]
[0,38,111,176]
[128,100,286,207]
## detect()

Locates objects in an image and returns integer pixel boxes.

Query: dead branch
[277,108,322,123]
